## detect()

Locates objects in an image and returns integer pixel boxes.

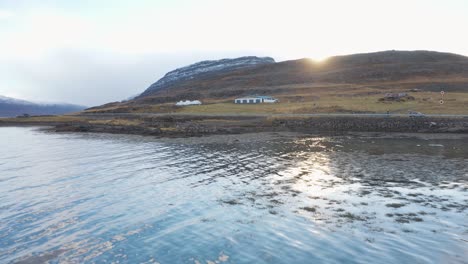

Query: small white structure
[175,100,202,106]
[234,96,278,104]
[384,93,408,99]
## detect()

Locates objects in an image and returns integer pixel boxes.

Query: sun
[307,56,329,65]
[309,56,329,63]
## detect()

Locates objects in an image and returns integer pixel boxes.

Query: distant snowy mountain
[0,96,86,117]
[0,95,34,106]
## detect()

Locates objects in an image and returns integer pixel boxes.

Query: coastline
[1,114,468,138]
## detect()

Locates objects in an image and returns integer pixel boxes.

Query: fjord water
[1,127,467,264]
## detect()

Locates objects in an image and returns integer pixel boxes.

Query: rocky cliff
[139,56,275,97]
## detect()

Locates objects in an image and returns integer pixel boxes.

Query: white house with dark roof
[234,96,278,104]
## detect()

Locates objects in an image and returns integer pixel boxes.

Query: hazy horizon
[1,0,467,106]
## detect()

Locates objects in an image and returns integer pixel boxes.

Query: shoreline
[1,115,468,138]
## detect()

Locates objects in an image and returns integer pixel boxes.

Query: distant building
[410,88,422,92]
[17,113,30,118]
[234,96,278,104]
[384,93,408,100]
[379,92,414,102]
[175,100,202,106]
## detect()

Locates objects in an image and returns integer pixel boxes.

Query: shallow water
[0,127,467,264]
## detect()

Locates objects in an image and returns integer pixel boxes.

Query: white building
[234,96,278,104]
[175,100,202,106]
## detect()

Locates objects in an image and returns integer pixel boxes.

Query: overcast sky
[1,0,467,106]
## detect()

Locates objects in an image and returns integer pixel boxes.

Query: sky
[1,0,467,106]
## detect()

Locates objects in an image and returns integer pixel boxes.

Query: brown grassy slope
[86,50,468,114]
[137,50,468,98]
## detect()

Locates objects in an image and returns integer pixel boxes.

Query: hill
[87,50,468,114]
[0,96,86,117]
[139,56,275,97]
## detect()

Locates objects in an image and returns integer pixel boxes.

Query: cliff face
[139,56,275,97]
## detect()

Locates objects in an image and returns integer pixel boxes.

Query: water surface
[0,127,467,263]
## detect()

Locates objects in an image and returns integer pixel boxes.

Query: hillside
[87,50,468,114]
[0,96,86,117]
[139,56,275,97]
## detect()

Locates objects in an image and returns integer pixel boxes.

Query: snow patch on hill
[141,56,275,96]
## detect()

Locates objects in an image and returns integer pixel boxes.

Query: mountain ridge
[139,56,275,97]
[132,50,468,102]
[0,96,86,117]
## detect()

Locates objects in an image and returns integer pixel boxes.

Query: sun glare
[307,56,329,66]
[309,56,329,63]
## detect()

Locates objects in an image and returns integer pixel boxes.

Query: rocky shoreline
[2,115,467,137]
[272,116,468,133]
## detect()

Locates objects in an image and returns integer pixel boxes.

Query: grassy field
[171,92,468,115]
[82,77,468,115]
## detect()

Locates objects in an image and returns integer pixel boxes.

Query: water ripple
[0,127,467,263]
